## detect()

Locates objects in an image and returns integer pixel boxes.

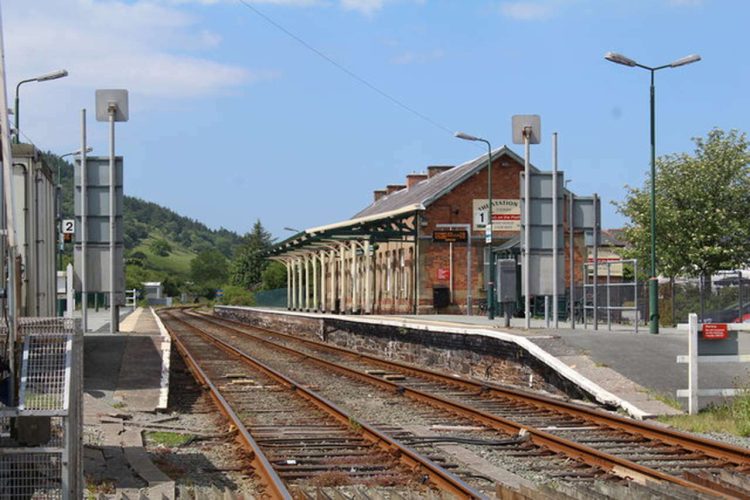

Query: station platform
[224,307,749,418]
[83,307,174,498]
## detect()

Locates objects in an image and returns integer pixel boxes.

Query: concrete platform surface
[84,307,173,497]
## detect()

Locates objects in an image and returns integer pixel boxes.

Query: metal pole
[649,70,660,334]
[544,296,549,328]
[108,106,117,333]
[467,225,472,316]
[569,193,575,329]
[593,193,599,331]
[524,132,531,328]
[607,261,611,330]
[13,85,18,143]
[634,259,639,333]
[485,140,495,320]
[552,132,559,329]
[81,109,88,334]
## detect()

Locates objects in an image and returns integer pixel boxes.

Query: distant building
[587,228,628,279]
[142,282,163,301]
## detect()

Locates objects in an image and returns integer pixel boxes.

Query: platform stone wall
[214,307,597,404]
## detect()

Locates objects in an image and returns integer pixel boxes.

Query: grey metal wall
[11,144,56,317]
[73,156,125,304]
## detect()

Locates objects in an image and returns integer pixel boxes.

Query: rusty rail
[162,310,483,499]
[196,310,744,498]
[204,310,750,467]
[163,311,292,499]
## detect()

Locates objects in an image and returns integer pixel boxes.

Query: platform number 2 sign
[62,219,75,234]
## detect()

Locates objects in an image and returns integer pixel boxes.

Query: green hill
[45,152,244,293]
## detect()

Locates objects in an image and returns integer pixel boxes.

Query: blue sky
[4,0,748,239]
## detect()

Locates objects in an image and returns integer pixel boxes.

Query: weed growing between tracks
[145,431,196,447]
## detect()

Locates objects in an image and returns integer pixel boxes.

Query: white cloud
[3,0,266,98]
[0,0,278,149]
[499,1,557,21]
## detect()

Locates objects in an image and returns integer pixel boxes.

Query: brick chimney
[373,189,387,202]
[427,165,454,178]
[386,184,406,194]
[406,173,428,189]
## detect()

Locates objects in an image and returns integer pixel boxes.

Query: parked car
[734,313,750,323]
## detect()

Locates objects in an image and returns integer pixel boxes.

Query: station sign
[702,323,728,340]
[472,199,520,232]
[62,219,75,234]
[433,229,468,243]
[437,268,450,280]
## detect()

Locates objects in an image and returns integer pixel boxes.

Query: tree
[261,261,288,290]
[230,220,276,289]
[149,238,172,257]
[616,128,750,285]
[191,250,229,295]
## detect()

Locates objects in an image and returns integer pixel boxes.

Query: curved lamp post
[605,51,701,334]
[455,131,495,320]
[14,69,69,143]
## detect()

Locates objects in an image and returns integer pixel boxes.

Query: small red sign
[437,268,450,280]
[702,323,728,340]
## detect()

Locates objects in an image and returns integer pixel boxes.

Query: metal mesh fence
[19,335,70,412]
[570,270,749,330]
[254,287,287,308]
[0,452,62,499]
[0,317,80,500]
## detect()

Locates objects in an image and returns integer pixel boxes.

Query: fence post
[634,259,639,334]
[606,262,611,331]
[688,312,699,415]
[739,270,744,323]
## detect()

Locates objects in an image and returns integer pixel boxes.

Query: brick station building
[269,146,596,316]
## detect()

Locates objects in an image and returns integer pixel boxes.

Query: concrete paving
[83,307,174,498]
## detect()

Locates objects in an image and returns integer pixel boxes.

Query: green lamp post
[605,51,701,334]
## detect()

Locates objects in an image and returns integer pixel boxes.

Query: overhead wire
[235,0,460,138]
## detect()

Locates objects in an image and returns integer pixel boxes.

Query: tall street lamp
[605,51,701,334]
[14,69,69,143]
[455,131,495,320]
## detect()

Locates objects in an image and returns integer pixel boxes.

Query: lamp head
[454,131,481,142]
[604,51,638,67]
[36,69,68,82]
[670,54,701,68]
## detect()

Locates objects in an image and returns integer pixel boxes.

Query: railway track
[160,309,482,499]
[189,308,750,498]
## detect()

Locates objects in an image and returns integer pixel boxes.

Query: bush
[219,285,254,306]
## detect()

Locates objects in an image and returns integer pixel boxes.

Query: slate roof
[600,229,627,247]
[353,146,538,219]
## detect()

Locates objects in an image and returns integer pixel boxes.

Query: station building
[269,146,597,315]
